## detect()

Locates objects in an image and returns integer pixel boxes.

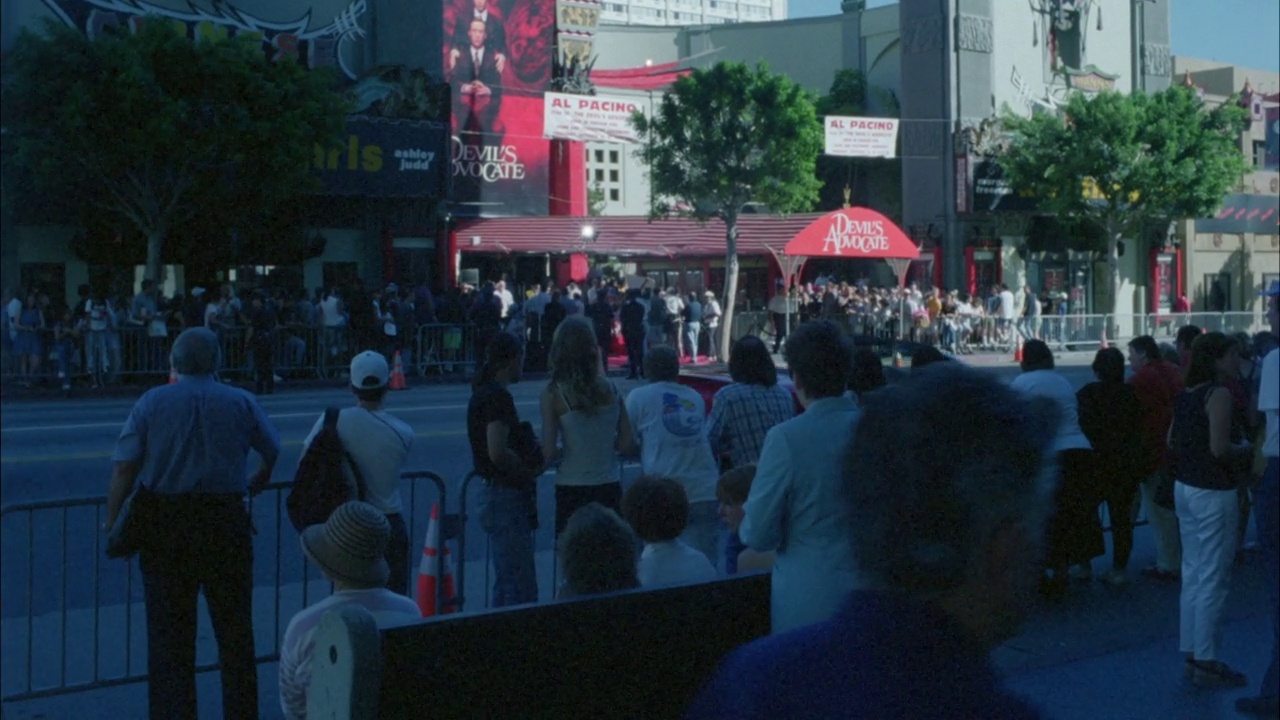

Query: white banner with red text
[543,92,647,143]
[823,116,900,158]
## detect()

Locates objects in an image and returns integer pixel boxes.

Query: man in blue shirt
[105,327,281,720]
[688,362,1059,720]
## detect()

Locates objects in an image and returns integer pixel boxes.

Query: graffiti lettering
[42,0,368,78]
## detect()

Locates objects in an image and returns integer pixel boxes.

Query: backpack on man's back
[287,407,367,533]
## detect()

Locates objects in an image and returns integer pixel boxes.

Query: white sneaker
[1101,569,1129,587]
[1068,564,1093,581]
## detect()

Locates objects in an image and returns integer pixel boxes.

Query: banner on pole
[543,92,645,143]
[823,116,899,158]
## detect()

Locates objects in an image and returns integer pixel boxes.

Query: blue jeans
[680,500,723,570]
[480,483,538,608]
[684,322,702,360]
[1254,457,1279,698]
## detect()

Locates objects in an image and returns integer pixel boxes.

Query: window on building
[609,150,619,163]
[1254,140,1267,168]
[610,189,620,201]
[595,149,605,163]
[595,169,605,182]
[610,169,619,182]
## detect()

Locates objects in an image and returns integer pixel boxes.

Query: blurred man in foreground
[688,362,1059,719]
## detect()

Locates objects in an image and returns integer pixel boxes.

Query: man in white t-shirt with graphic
[278,502,420,719]
[998,283,1017,344]
[303,351,415,595]
[1238,281,1279,717]
[625,345,721,568]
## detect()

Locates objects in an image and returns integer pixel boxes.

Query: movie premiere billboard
[824,116,900,158]
[443,0,556,216]
[543,92,644,143]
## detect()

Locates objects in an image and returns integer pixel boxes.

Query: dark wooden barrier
[307,573,771,719]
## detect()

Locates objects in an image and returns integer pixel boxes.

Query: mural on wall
[443,0,555,217]
[40,0,371,79]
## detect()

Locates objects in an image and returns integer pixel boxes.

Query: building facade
[3,0,1274,315]
[1173,59,1279,317]
[599,0,785,26]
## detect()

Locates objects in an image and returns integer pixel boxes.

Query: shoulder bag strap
[328,407,371,502]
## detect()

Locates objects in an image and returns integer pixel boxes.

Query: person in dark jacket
[1076,347,1144,586]
[246,291,278,395]
[619,290,647,380]
[588,293,614,362]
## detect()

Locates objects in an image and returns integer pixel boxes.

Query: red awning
[455,213,829,257]
[783,207,919,259]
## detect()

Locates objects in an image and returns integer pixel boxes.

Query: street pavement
[0,352,1271,718]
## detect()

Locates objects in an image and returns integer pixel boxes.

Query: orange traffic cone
[892,351,904,368]
[1013,337,1024,363]
[416,503,457,617]
[168,366,178,384]
[389,350,407,390]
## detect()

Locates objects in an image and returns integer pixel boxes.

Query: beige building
[1173,57,1279,319]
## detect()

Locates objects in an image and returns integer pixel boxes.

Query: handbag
[105,484,157,559]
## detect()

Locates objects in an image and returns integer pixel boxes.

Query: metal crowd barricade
[457,458,643,614]
[416,324,476,377]
[0,471,443,707]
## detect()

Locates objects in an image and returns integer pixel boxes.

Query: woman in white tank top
[541,316,636,535]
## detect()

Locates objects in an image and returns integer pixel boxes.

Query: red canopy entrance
[783,207,919,259]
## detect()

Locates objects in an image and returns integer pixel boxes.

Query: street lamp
[580,225,595,241]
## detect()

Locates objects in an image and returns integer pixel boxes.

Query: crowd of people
[773,278,1097,355]
[95,271,1278,718]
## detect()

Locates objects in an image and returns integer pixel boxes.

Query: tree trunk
[1106,218,1122,341]
[719,217,740,362]
[145,230,165,286]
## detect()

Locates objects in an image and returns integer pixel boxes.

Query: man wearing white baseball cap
[302,350,415,595]
[278,502,421,719]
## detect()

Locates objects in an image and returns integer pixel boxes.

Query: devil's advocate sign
[824,116,900,158]
[784,207,918,259]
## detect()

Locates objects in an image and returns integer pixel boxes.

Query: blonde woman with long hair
[541,316,636,535]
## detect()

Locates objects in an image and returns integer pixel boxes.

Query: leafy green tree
[999,87,1246,324]
[815,69,902,218]
[588,183,607,217]
[2,19,349,282]
[633,62,823,359]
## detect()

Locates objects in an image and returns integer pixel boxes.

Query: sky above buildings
[788,0,1280,80]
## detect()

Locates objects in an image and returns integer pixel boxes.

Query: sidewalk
[3,537,1270,719]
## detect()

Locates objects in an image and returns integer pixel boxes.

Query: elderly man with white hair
[104,327,281,720]
[688,362,1060,719]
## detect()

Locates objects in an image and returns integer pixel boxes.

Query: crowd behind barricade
[775,277,1120,354]
[87,275,1279,718]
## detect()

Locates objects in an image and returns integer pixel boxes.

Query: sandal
[1187,659,1248,688]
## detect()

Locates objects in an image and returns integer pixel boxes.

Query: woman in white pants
[1170,332,1254,688]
